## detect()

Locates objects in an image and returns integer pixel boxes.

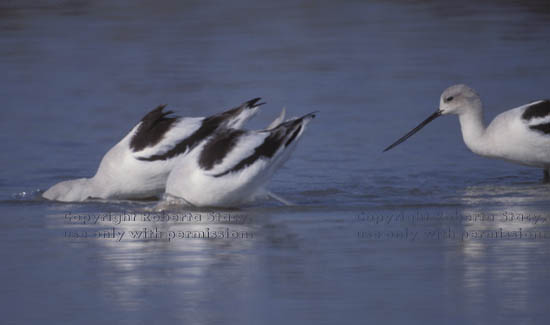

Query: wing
[126,105,202,161]
[197,111,317,178]
[130,98,265,161]
[520,100,550,134]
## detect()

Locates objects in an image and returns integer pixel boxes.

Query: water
[2,0,550,323]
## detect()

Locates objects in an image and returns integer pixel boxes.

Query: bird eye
[446,96,454,102]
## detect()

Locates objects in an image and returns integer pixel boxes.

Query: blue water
[2,0,550,324]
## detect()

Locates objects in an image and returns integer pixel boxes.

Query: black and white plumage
[42,98,265,202]
[165,111,316,207]
[522,100,550,134]
[384,84,550,181]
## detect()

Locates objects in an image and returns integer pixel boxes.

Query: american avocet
[164,111,316,207]
[384,84,550,181]
[42,98,265,202]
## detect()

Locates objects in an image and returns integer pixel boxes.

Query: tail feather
[267,107,286,129]
[276,111,318,129]
[245,97,266,108]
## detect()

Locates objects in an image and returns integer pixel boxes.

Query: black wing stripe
[521,100,550,121]
[130,105,178,152]
[212,132,284,178]
[198,129,246,170]
[285,125,302,147]
[137,98,264,161]
[530,123,550,134]
[138,114,225,161]
[213,118,306,178]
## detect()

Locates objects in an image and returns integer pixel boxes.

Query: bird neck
[457,107,487,155]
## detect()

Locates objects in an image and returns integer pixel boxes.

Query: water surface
[2,0,550,324]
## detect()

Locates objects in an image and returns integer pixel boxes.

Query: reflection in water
[460,182,550,206]
[457,185,550,321]
[47,208,262,323]
[3,0,550,323]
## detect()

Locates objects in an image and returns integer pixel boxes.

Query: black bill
[383,110,442,152]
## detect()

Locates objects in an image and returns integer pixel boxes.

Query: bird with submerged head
[42,98,266,202]
[164,110,317,207]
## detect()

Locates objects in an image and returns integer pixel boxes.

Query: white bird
[165,111,316,207]
[384,84,550,181]
[42,98,265,202]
